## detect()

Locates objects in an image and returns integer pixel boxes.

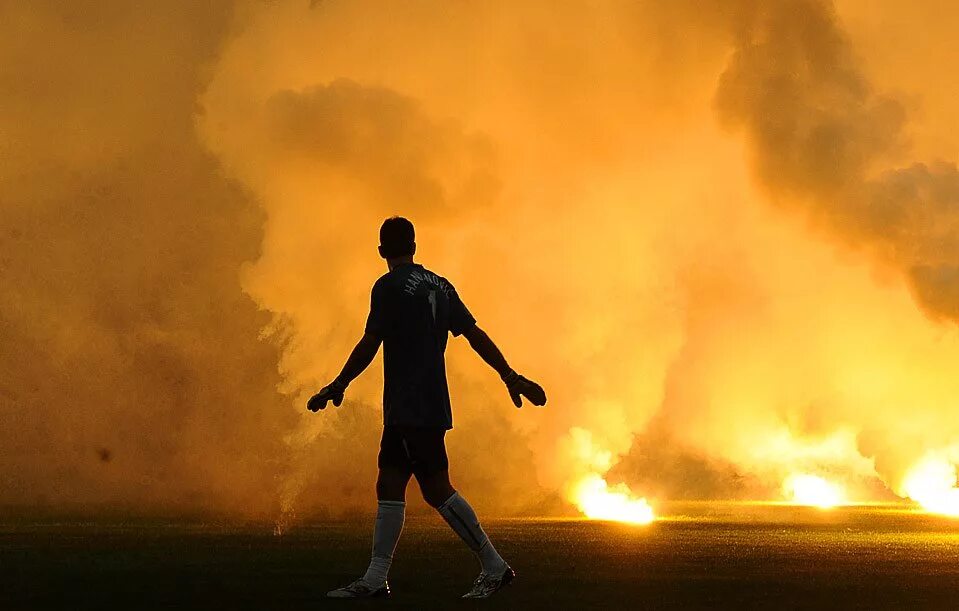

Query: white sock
[437,492,507,574]
[362,500,405,587]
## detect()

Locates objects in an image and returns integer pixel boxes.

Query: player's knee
[376,469,409,502]
[422,489,447,508]
[376,482,402,502]
[420,480,455,508]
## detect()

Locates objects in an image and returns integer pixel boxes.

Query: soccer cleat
[326,579,391,599]
[461,565,515,599]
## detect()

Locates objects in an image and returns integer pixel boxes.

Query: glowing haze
[3,1,959,522]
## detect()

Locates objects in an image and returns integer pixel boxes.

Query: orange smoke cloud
[4,1,959,522]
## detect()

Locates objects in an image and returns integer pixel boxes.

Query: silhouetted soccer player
[307,216,546,599]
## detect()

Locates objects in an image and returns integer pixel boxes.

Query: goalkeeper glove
[502,369,547,408]
[307,378,347,412]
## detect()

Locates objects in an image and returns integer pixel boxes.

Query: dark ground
[2,503,959,610]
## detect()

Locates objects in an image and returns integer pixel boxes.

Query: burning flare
[565,427,655,525]
[782,474,844,509]
[572,473,655,525]
[902,455,959,517]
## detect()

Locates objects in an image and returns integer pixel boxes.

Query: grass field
[3,504,959,609]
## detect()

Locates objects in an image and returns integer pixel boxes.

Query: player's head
[378,216,416,260]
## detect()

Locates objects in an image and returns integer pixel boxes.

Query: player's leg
[410,429,514,599]
[327,428,412,599]
[361,466,410,586]
[376,465,412,502]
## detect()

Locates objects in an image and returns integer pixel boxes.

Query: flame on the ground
[564,427,655,525]
[782,473,844,509]
[572,473,655,524]
[902,456,959,517]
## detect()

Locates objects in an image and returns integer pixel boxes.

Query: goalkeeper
[308,216,546,600]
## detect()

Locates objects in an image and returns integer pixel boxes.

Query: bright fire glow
[564,427,656,525]
[902,457,959,517]
[572,473,655,525]
[782,474,844,509]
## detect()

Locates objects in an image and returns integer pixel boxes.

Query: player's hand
[502,370,546,408]
[307,379,346,412]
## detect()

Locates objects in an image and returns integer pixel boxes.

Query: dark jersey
[365,263,475,429]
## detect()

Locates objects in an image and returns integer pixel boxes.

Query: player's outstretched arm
[307,332,382,412]
[461,324,546,408]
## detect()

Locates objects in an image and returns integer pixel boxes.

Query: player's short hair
[379,216,415,258]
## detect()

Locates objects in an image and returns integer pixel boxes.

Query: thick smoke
[0,1,292,515]
[716,0,959,323]
[706,0,959,491]
[199,0,959,511]
[5,0,959,519]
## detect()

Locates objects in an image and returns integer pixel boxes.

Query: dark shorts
[378,426,449,477]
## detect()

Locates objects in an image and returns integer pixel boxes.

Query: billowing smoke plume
[705,0,959,493]
[4,0,959,519]
[0,1,291,515]
[716,0,959,323]
[199,0,959,511]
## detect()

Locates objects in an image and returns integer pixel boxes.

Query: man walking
[307,216,546,599]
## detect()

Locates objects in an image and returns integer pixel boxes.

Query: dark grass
[3,504,959,610]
